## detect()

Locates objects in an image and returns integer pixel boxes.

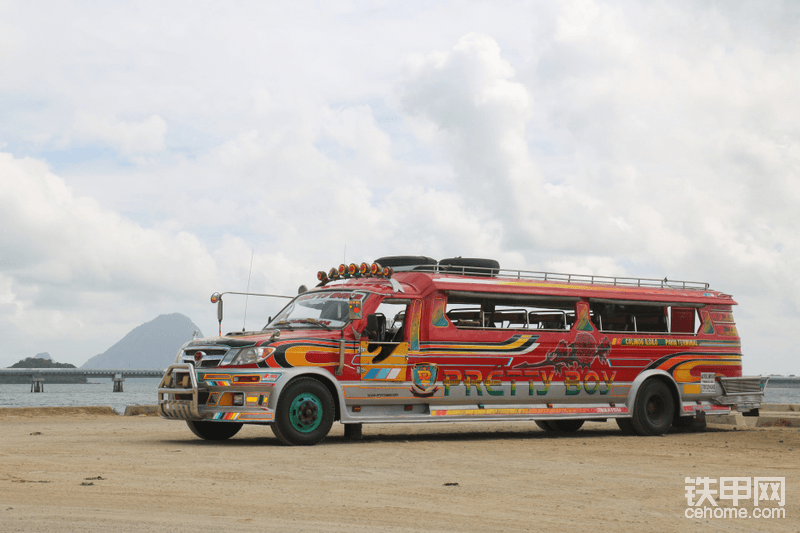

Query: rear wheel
[535,420,584,432]
[631,379,675,436]
[549,419,584,432]
[616,418,636,435]
[272,378,334,446]
[673,413,707,432]
[535,420,556,431]
[186,420,243,441]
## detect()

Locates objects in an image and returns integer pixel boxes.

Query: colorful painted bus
[158,256,763,445]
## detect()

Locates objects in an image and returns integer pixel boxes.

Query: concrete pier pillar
[31,377,44,393]
[113,375,124,393]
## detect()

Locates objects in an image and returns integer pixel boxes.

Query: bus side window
[591,302,669,333]
[444,293,576,331]
[671,307,696,333]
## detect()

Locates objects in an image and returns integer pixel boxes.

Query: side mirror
[211,293,223,335]
[365,313,386,342]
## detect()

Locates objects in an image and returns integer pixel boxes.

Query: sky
[1,1,798,374]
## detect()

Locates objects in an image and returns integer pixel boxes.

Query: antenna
[243,249,254,332]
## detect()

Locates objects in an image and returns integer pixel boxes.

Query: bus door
[358,298,411,382]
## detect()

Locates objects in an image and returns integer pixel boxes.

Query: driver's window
[372,299,411,342]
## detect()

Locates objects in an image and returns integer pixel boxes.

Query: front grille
[182,346,230,368]
[184,348,228,357]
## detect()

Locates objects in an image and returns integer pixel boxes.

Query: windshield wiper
[271,320,294,330]
[298,319,332,330]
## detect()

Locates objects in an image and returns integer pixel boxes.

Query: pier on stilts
[0,369,164,392]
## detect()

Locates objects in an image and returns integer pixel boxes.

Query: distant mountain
[81,313,202,369]
[34,352,52,360]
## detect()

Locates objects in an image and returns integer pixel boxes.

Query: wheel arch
[626,370,682,418]
[268,368,345,422]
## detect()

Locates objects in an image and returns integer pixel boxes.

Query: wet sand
[0,407,797,532]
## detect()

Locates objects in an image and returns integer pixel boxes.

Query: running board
[342,403,629,424]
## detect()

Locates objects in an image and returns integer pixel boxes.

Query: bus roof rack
[403,264,711,291]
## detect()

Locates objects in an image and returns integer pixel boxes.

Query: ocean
[0,377,798,414]
[0,377,162,414]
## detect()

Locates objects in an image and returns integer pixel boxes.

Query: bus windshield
[265,290,369,330]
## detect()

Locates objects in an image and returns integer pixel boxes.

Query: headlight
[228,347,275,366]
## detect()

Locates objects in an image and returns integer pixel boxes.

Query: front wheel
[272,378,334,446]
[186,420,243,441]
[631,379,675,436]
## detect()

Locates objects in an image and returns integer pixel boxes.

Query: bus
[158,256,763,445]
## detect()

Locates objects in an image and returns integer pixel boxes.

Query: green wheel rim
[288,392,323,433]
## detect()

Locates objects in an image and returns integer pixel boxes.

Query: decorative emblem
[411,362,440,397]
[514,333,612,375]
[349,298,363,320]
[194,351,206,364]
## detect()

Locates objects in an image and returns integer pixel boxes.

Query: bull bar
[158,363,202,420]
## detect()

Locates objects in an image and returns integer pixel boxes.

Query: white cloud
[0,2,798,375]
[73,112,167,155]
[400,32,540,229]
[0,152,219,363]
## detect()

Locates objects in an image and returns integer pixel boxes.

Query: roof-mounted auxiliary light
[315,261,395,286]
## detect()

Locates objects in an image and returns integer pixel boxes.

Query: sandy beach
[0,407,796,532]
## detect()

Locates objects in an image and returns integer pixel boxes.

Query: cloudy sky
[1,1,798,374]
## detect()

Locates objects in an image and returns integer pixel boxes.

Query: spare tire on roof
[373,256,437,270]
[439,257,500,277]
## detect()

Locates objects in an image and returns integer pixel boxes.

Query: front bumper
[158,363,278,422]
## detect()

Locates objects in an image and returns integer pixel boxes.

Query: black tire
[673,414,707,432]
[186,420,243,441]
[631,379,675,436]
[272,378,334,446]
[373,256,437,269]
[535,420,584,432]
[438,257,500,277]
[616,418,636,435]
[549,419,585,432]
